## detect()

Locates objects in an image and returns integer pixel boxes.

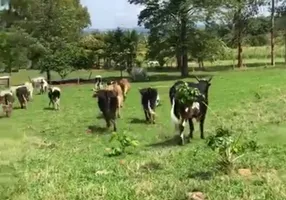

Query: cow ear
[208,77,213,82]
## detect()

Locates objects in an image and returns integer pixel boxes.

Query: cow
[93,89,118,132]
[117,78,131,101]
[169,77,212,145]
[48,87,61,110]
[39,79,48,94]
[15,86,30,109]
[10,82,34,101]
[30,76,47,95]
[0,91,14,117]
[94,75,103,91]
[139,87,159,124]
[105,81,124,117]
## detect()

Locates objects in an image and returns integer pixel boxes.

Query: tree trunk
[180,18,188,77]
[284,32,286,64]
[237,28,243,68]
[176,51,182,69]
[270,0,275,66]
[46,70,51,84]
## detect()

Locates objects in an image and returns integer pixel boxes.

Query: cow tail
[4,95,8,105]
[147,102,156,116]
[170,98,180,125]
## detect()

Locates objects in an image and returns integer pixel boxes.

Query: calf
[117,78,131,101]
[169,77,212,145]
[15,86,30,109]
[139,87,159,123]
[93,89,118,132]
[0,91,14,117]
[48,87,61,110]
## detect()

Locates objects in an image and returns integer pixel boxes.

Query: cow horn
[208,76,213,82]
[194,76,200,82]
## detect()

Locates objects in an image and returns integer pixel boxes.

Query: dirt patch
[238,168,252,177]
[187,191,206,200]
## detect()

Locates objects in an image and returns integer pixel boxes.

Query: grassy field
[2,67,286,199]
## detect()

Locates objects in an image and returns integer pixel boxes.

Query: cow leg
[199,116,206,139]
[144,110,149,122]
[179,123,185,145]
[151,113,156,124]
[188,118,194,139]
[177,120,187,145]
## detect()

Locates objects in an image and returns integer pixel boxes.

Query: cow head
[194,76,213,96]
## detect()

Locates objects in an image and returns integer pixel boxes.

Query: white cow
[30,77,48,94]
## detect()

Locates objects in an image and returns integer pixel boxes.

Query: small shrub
[107,131,139,157]
[206,126,257,174]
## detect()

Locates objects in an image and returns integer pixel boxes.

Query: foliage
[39,43,91,79]
[175,82,204,106]
[206,126,258,174]
[0,27,37,72]
[189,29,229,64]
[108,132,139,157]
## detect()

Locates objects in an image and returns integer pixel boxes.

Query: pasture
[2,67,286,199]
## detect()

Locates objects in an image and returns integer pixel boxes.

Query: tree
[0,27,37,73]
[2,0,91,82]
[189,29,229,69]
[276,2,286,63]
[222,0,265,68]
[129,0,222,77]
[39,43,93,79]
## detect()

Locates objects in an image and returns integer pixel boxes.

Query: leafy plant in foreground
[175,82,204,106]
[107,132,139,157]
[206,126,257,174]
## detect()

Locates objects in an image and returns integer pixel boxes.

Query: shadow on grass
[147,136,179,148]
[129,117,147,124]
[96,114,103,119]
[146,61,286,73]
[188,171,214,181]
[87,125,108,134]
[43,107,54,111]
[13,106,24,110]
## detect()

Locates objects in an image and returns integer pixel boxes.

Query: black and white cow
[48,87,61,110]
[94,75,103,90]
[93,89,118,131]
[139,87,159,124]
[15,86,30,109]
[169,77,212,145]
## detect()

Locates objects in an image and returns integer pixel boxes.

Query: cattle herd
[0,74,213,145]
[0,76,61,117]
[92,75,212,145]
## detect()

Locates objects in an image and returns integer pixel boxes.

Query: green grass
[2,68,286,199]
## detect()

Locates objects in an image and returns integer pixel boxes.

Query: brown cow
[117,78,131,101]
[0,91,14,117]
[94,81,123,118]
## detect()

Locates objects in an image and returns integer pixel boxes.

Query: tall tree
[128,0,220,77]
[223,0,265,68]
[276,2,286,63]
[1,0,90,82]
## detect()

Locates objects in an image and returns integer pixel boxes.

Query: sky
[80,0,143,29]
[80,0,270,30]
